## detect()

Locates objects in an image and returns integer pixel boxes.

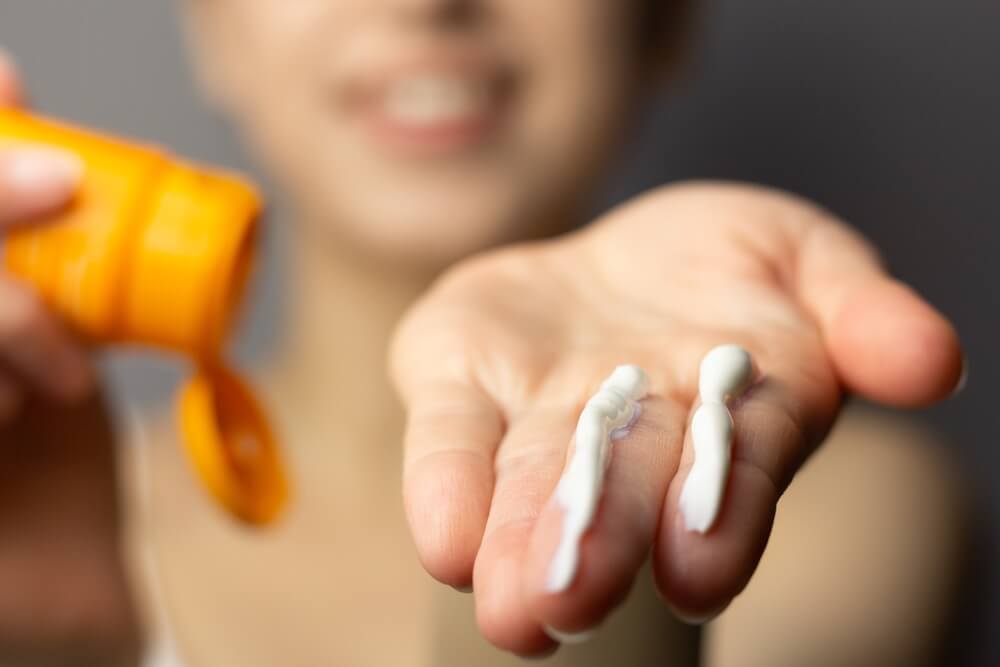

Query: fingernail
[543,624,595,644]
[679,402,733,534]
[949,356,968,399]
[4,147,84,196]
[451,585,473,594]
[670,601,729,626]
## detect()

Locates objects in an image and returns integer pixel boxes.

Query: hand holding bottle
[0,49,94,420]
[0,46,140,666]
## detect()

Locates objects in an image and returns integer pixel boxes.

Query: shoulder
[809,403,966,499]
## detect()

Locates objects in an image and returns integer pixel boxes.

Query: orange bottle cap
[1,108,290,525]
[177,365,288,525]
[122,164,260,356]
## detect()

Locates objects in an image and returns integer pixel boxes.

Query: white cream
[679,344,755,533]
[546,365,649,593]
[698,344,755,404]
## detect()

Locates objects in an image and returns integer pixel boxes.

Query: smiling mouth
[344,61,515,157]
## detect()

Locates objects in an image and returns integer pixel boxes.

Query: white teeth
[382,76,488,126]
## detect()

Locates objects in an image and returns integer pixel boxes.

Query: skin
[0,1,967,664]
[391,183,962,652]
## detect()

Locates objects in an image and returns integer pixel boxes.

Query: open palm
[391,183,962,656]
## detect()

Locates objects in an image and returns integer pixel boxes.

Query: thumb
[0,147,84,227]
[0,48,83,227]
[0,48,83,226]
[795,220,963,407]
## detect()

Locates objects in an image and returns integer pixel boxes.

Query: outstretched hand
[390,183,962,656]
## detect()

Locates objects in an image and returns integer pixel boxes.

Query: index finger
[399,377,505,589]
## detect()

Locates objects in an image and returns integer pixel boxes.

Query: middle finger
[473,394,684,654]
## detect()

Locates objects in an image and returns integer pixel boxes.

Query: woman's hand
[0,48,140,666]
[391,182,963,656]
[0,48,94,419]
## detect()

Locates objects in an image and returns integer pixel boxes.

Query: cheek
[218,0,337,93]
[507,0,640,206]
[220,4,352,209]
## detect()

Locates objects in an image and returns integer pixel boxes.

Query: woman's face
[185,0,660,267]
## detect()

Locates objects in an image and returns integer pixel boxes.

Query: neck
[261,225,438,483]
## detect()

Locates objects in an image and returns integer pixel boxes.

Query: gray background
[1,1,997,665]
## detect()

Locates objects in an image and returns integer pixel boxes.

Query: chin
[359,217,516,269]
[335,194,532,269]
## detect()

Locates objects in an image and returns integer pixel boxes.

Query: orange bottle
[0,108,287,525]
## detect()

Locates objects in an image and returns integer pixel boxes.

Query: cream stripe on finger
[547,364,649,593]
[473,405,578,655]
[678,344,755,533]
[522,395,685,642]
[655,351,839,621]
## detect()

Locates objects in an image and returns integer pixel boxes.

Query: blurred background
[0,1,997,664]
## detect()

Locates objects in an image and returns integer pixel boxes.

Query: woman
[0,1,966,665]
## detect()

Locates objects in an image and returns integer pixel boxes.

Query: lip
[339,53,515,158]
